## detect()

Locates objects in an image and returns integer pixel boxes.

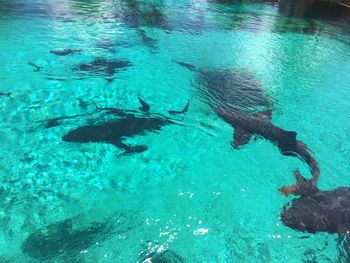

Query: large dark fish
[175,61,270,111]
[62,115,174,155]
[217,108,320,196]
[281,183,350,234]
[60,99,188,155]
[280,175,350,260]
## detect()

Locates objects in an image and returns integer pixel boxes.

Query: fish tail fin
[138,96,151,112]
[278,169,318,197]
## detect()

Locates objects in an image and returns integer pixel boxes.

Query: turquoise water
[1,0,350,262]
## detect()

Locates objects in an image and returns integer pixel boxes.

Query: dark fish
[168,101,190,115]
[28,62,42,72]
[217,108,319,196]
[50,97,186,155]
[281,186,350,234]
[62,115,174,155]
[74,58,132,78]
[50,49,82,56]
[0,92,12,98]
[175,61,270,111]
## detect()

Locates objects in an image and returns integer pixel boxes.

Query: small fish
[28,62,42,72]
[168,101,190,115]
[0,92,12,98]
[297,236,310,239]
[50,49,82,56]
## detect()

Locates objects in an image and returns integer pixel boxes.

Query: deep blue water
[1,0,350,262]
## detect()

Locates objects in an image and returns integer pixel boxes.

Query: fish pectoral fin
[232,128,252,149]
[113,141,148,156]
[252,109,272,120]
[123,145,148,154]
[138,96,151,112]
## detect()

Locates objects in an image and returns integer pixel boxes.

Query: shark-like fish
[217,108,320,196]
[52,99,189,155]
[281,180,350,234]
[74,58,132,79]
[62,114,173,155]
[175,61,270,111]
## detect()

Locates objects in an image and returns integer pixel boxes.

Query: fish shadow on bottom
[21,211,141,261]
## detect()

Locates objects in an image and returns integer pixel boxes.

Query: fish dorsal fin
[252,109,272,120]
[138,97,150,112]
[233,128,252,148]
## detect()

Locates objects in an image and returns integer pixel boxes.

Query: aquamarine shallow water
[1,0,350,262]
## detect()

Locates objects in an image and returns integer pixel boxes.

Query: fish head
[62,126,92,142]
[281,197,329,233]
[62,130,80,142]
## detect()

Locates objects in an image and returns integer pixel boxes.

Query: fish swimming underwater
[62,114,174,155]
[175,61,270,111]
[281,181,350,234]
[28,62,42,72]
[279,174,350,261]
[0,92,12,98]
[74,58,132,79]
[56,99,189,155]
[217,108,319,196]
[50,49,82,56]
[176,61,320,195]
